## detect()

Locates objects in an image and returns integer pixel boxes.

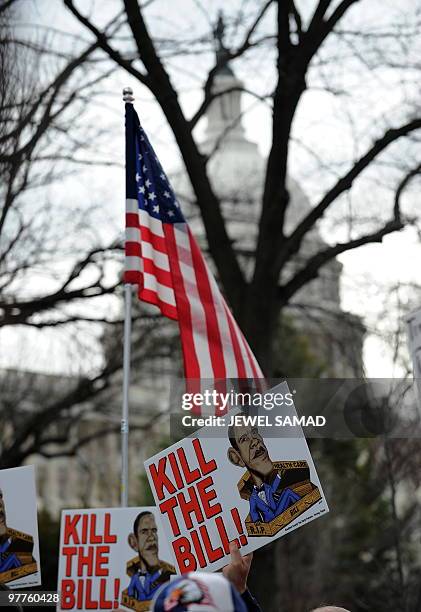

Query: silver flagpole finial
[123,87,134,103]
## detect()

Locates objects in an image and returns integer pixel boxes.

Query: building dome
[172,27,364,375]
[173,48,339,310]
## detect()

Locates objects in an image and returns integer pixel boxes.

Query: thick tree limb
[307,0,332,30]
[0,244,120,326]
[394,162,421,219]
[276,118,421,271]
[325,0,361,31]
[1,310,167,467]
[0,0,16,15]
[245,0,300,330]
[63,1,149,84]
[18,312,162,328]
[3,366,116,467]
[297,1,360,73]
[280,218,404,303]
[280,160,421,303]
[306,0,359,43]
[290,1,303,41]
[32,419,162,460]
[0,282,119,327]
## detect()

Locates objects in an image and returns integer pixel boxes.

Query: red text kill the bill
[148,438,248,572]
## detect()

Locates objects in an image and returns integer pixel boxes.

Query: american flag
[124,102,263,383]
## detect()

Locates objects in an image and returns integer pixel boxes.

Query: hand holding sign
[222,542,253,595]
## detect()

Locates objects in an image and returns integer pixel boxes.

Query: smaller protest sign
[57,507,177,611]
[0,465,41,588]
[144,382,329,574]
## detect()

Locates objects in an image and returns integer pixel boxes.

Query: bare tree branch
[189,0,274,128]
[290,1,303,40]
[394,162,421,220]
[277,118,421,271]
[34,420,161,459]
[280,218,404,303]
[63,1,149,84]
[0,0,16,16]
[0,243,121,327]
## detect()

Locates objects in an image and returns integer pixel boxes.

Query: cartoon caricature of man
[227,420,304,523]
[0,487,36,576]
[126,512,175,603]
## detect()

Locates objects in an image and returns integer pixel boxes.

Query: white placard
[57,506,177,611]
[144,382,329,574]
[0,465,41,588]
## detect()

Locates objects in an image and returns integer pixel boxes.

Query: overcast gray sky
[2,0,420,378]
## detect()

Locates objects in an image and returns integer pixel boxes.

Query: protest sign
[406,307,421,400]
[0,465,41,588]
[144,382,329,574]
[57,507,177,611]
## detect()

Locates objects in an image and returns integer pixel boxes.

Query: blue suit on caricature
[249,474,301,523]
[0,538,22,573]
[128,568,162,601]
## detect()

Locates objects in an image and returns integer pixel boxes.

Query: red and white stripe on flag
[125,197,178,320]
[124,102,264,393]
[125,195,263,381]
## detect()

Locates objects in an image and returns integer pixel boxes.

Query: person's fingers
[243,552,253,567]
[229,541,242,563]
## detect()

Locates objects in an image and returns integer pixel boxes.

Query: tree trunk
[241,283,280,375]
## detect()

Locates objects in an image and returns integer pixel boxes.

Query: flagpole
[121,283,132,507]
[121,86,135,507]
